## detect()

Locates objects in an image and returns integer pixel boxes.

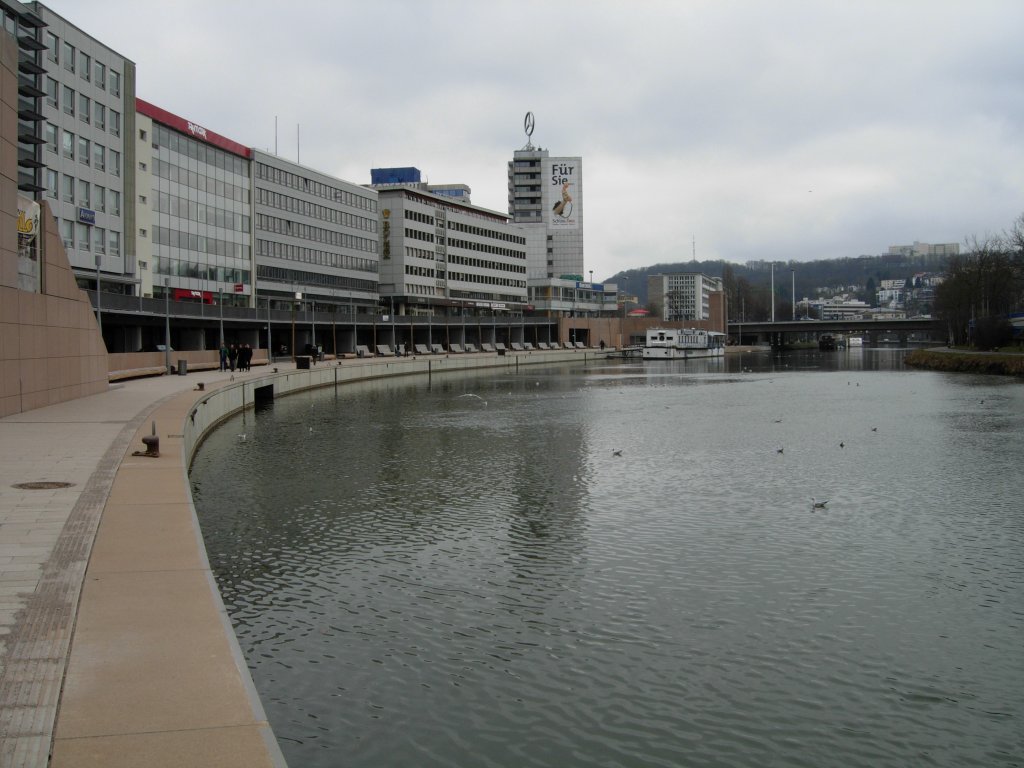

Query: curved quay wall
[96,352,589,765]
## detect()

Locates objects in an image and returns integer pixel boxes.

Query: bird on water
[811,498,829,509]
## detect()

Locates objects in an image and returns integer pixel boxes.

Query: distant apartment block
[887,241,959,258]
[648,272,723,322]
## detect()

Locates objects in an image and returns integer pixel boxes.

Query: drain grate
[12,481,76,490]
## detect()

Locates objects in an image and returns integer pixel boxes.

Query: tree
[935,222,1024,345]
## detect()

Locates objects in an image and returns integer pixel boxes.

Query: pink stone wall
[0,35,108,417]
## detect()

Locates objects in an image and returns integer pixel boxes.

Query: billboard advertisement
[16,196,40,293]
[545,158,580,229]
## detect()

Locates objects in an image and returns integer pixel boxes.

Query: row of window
[448,237,527,261]
[256,188,377,233]
[255,239,378,274]
[256,163,377,212]
[46,79,121,137]
[405,209,434,226]
[46,170,121,214]
[448,253,526,275]
[450,274,528,290]
[152,257,250,284]
[152,226,250,261]
[60,220,120,257]
[44,32,122,96]
[256,213,378,255]
[154,125,248,177]
[154,191,250,233]
[46,124,121,175]
[256,264,378,294]
[404,227,435,244]
[446,219,526,246]
[152,157,248,204]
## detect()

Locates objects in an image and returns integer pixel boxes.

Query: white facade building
[253,150,379,315]
[32,2,134,294]
[374,186,527,316]
[648,272,723,322]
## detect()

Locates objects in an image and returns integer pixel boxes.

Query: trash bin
[497,348,506,356]
[296,355,311,370]
[177,359,187,375]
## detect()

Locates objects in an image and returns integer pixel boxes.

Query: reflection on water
[191,350,1024,767]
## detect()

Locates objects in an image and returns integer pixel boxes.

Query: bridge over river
[728,317,939,347]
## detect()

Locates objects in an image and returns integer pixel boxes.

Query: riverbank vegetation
[905,348,1024,375]
[934,213,1024,348]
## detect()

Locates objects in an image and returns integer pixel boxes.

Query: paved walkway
[0,362,295,767]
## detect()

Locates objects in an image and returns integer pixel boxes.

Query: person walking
[219,343,228,371]
[242,343,252,371]
[228,344,238,372]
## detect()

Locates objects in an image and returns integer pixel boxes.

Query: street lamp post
[94,254,103,346]
[791,269,796,321]
[163,278,171,374]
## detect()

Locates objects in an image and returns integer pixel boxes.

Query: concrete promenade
[0,349,592,766]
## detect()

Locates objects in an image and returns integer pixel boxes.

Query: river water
[190,349,1024,767]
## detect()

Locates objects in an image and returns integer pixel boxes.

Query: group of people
[219,343,253,372]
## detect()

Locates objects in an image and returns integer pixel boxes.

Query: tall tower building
[507,114,583,282]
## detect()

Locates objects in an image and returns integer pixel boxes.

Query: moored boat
[642,328,726,360]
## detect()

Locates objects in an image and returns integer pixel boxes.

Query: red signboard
[172,289,214,304]
[136,98,252,159]
[233,283,245,293]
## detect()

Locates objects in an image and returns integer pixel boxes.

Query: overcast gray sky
[49,0,1024,280]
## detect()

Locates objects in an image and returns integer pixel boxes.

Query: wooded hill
[604,252,951,320]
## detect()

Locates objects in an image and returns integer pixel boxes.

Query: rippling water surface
[191,349,1024,767]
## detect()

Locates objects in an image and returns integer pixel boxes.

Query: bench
[414,344,431,355]
[481,343,495,352]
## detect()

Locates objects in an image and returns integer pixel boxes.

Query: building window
[94,227,106,254]
[94,61,105,89]
[61,219,73,249]
[139,194,147,204]
[79,93,90,123]
[62,130,74,160]
[94,104,105,131]
[109,231,120,257]
[46,169,58,198]
[95,185,105,212]
[110,150,120,177]
[109,70,120,96]
[78,136,90,165]
[45,32,58,64]
[110,110,120,137]
[140,128,147,141]
[63,85,74,116]
[80,52,91,82]
[77,222,90,251]
[93,143,105,171]
[45,77,58,108]
[77,178,90,207]
[44,123,57,154]
[139,228,147,238]
[63,41,75,73]
[139,161,147,171]
[110,189,120,216]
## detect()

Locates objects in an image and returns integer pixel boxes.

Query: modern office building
[134,99,252,321]
[30,2,135,297]
[887,241,959,259]
[371,178,527,317]
[253,150,379,320]
[648,272,724,322]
